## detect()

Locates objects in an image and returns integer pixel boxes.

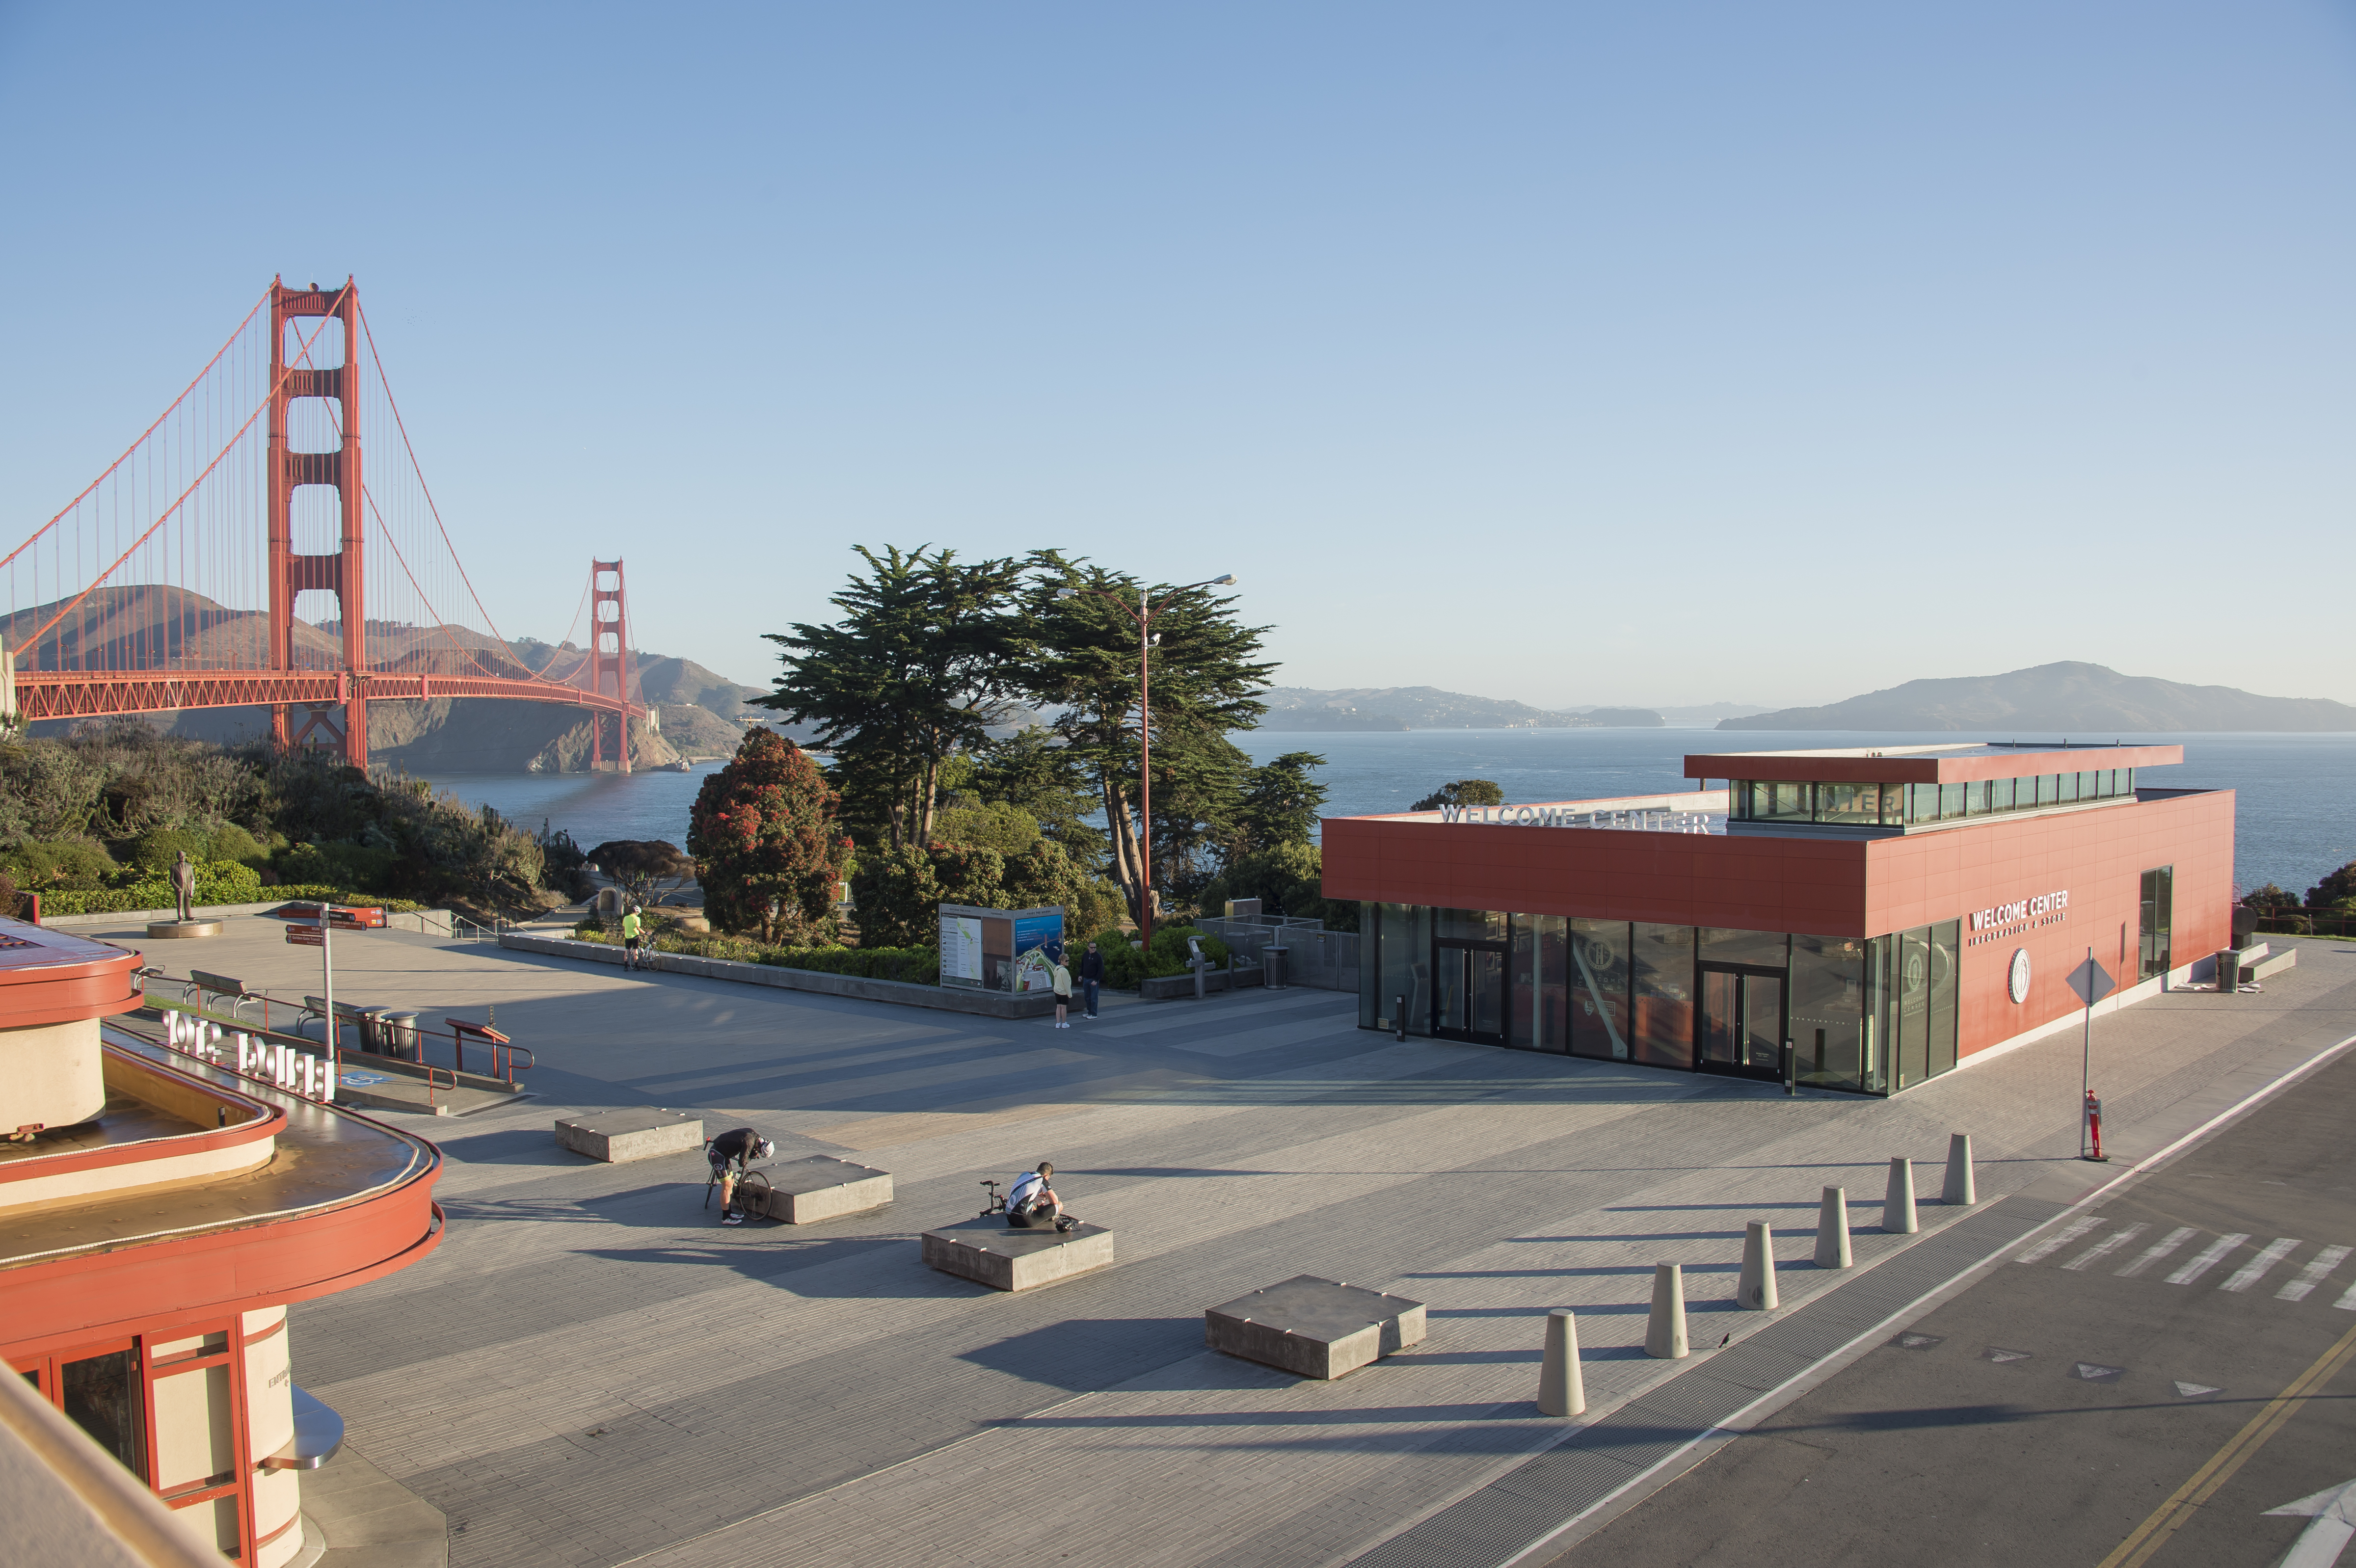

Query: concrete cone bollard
[1942,1133,1977,1206]
[1814,1186,1853,1269]
[1885,1156,1919,1234]
[1738,1221,1780,1310]
[1538,1308,1586,1416]
[1645,1263,1690,1359]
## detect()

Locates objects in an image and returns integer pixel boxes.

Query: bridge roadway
[14,667,640,724]
[94,913,2356,1568]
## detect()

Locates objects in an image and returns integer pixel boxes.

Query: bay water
[421,728,2355,902]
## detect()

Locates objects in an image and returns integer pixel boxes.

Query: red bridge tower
[590,559,633,772]
[266,277,369,766]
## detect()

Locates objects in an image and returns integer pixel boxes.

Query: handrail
[145,996,464,1111]
[143,975,520,1096]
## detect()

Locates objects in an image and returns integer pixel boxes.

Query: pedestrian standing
[621,904,643,970]
[1079,940,1104,1019]
[1052,956,1072,1028]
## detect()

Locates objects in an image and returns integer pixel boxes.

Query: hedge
[574,923,937,985]
[36,883,427,917]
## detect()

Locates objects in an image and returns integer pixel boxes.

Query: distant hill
[1261,686,1663,731]
[1723,662,2356,732]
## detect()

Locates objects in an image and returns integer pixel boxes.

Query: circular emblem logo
[2008,947,2033,1005]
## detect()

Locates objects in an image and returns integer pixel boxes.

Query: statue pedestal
[146,920,224,939]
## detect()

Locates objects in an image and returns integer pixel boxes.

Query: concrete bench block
[553,1108,705,1163]
[920,1218,1115,1291]
[742,1156,894,1223]
[1205,1276,1426,1380]
[2249,948,2297,983]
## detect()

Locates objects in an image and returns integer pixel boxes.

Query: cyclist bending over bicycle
[707,1128,775,1224]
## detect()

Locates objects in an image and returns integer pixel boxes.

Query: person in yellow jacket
[621,905,644,970]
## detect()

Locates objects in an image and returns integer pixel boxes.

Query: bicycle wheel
[731,1170,772,1222]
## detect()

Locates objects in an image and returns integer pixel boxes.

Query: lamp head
[1211,574,1237,586]
[1055,588,1079,600]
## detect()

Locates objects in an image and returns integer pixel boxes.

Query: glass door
[1697,966,1787,1079]
[1434,941,1508,1044]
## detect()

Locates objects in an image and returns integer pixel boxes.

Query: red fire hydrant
[2084,1089,2104,1161]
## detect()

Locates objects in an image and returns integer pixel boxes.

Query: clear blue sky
[2,3,2351,710]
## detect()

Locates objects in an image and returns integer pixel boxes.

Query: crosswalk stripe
[2220,1238,2302,1293]
[2335,1277,2356,1312]
[2168,1233,2250,1286]
[2018,1214,2109,1265]
[2278,1246,2352,1302]
[2064,1224,2150,1272]
[2117,1226,2199,1278]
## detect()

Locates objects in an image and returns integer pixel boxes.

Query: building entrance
[1698,966,1785,1079]
[1434,940,1508,1044]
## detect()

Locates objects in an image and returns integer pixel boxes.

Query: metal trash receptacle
[358,1008,390,1054]
[381,1010,422,1062]
[1265,945,1289,990]
[2216,949,2241,993]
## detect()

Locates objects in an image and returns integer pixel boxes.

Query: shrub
[0,840,121,890]
[1079,924,1230,988]
[276,840,399,891]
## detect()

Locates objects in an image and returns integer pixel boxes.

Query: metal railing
[2249,908,2356,939]
[1196,916,1361,992]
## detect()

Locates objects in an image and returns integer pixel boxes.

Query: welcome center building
[1321,744,2231,1094]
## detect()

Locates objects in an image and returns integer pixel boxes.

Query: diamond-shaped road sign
[2068,956,2117,1008]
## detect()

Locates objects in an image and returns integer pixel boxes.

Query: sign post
[2068,947,2116,1161]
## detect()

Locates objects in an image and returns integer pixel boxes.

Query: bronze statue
[170,850,196,924]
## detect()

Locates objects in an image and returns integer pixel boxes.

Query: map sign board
[940,915,985,987]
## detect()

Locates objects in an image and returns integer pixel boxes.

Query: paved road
[1551,1042,2356,1568]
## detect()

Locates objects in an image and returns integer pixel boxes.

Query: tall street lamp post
[1057,573,1237,955]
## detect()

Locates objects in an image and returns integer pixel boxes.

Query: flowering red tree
[687,729,852,943]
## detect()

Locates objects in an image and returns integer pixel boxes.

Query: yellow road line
[2097,1318,2356,1568]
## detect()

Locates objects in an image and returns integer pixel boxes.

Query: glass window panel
[1986,776,2015,813]
[2059,771,2080,803]
[1733,782,1757,821]
[1535,916,1568,1052]
[1378,903,1432,1036]
[1904,783,1935,822]
[1510,915,1537,1049]
[60,1351,142,1477]
[1939,782,1966,818]
[1896,928,1930,1090]
[2140,867,2173,980]
[2124,768,2136,795]
[1568,919,1630,1060]
[1863,936,1891,1094]
[1436,908,1506,941]
[2037,774,2057,805]
[1791,934,1867,1091]
[1754,782,1811,823]
[1631,924,1695,1068]
[1699,928,1789,968]
[1928,920,1959,1077]
[2081,770,2101,800]
[1879,784,1905,826]
[1819,783,1879,825]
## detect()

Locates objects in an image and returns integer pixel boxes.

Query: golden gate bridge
[2,278,645,770]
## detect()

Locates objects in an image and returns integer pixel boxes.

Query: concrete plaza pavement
[103,916,2356,1568]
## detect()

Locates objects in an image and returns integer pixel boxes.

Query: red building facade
[1322,744,2230,1092]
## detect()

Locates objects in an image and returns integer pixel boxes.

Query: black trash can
[381,1010,422,1062]
[2216,949,2241,994]
[1265,945,1289,990]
